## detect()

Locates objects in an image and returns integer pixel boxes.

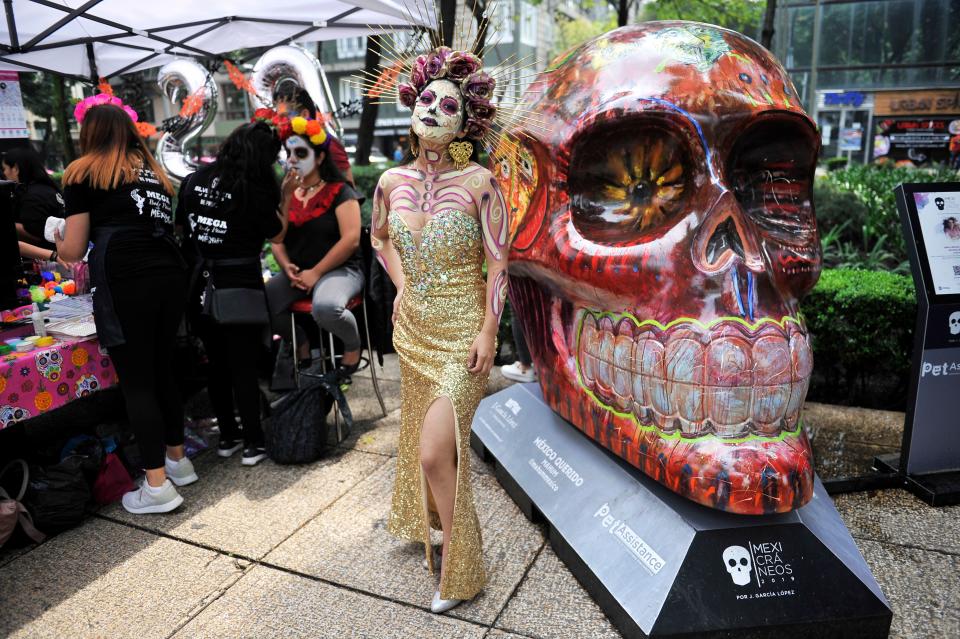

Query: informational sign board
[887,183,960,502]
[0,72,28,139]
[839,126,863,151]
[472,384,892,638]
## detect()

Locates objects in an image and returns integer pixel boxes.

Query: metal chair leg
[361,296,388,417]
[327,330,343,443]
[290,314,300,390]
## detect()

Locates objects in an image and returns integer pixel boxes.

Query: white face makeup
[411,79,464,145]
[285,136,317,178]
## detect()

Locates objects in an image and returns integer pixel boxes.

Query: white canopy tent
[0,1,434,81]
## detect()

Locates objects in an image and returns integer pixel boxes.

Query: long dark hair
[63,104,173,195]
[212,121,281,213]
[2,147,58,191]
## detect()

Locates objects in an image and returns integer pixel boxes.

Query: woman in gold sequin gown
[370,65,510,612]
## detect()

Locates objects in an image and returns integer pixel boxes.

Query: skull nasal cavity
[706,217,745,265]
[630,181,652,204]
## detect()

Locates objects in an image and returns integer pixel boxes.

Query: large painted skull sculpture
[496,23,821,515]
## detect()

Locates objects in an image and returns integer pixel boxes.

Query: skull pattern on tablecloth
[496,23,821,514]
[34,348,63,382]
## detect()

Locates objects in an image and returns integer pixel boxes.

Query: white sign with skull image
[723,539,798,601]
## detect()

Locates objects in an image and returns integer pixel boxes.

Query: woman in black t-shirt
[56,103,193,516]
[266,122,364,381]
[3,148,65,260]
[177,122,287,466]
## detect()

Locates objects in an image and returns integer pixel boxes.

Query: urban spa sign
[875,89,960,117]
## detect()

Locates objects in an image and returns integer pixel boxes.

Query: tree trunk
[53,76,76,163]
[440,0,457,47]
[355,37,382,167]
[617,0,630,27]
[761,0,777,50]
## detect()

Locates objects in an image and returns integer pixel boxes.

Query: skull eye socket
[740,558,749,566]
[729,117,818,248]
[568,125,691,243]
[728,559,737,567]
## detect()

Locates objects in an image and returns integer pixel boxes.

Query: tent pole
[3,0,18,50]
[86,42,99,83]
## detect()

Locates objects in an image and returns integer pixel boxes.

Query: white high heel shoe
[430,590,464,614]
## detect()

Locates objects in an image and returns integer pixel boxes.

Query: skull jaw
[510,275,815,515]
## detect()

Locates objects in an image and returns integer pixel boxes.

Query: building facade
[772,0,960,165]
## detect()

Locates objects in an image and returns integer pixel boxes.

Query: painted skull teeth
[575,310,811,439]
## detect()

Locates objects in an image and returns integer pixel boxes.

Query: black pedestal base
[874,453,960,506]
[472,383,892,638]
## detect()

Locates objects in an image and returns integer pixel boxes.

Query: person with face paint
[275,88,354,185]
[265,116,365,380]
[369,46,510,613]
[177,121,287,466]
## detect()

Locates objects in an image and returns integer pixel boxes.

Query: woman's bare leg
[419,397,458,586]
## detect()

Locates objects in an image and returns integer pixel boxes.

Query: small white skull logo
[949,311,960,336]
[723,545,752,586]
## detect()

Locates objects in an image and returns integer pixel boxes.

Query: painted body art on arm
[479,176,510,327]
[371,171,405,291]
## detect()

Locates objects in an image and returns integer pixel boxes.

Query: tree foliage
[551,14,618,58]
[640,0,764,36]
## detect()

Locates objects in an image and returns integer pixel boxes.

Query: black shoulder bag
[200,257,270,325]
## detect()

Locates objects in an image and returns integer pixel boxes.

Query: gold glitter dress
[387,207,488,600]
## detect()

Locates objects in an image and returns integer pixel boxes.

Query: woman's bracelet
[49,250,58,262]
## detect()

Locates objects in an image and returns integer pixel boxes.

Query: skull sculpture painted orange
[496,23,821,514]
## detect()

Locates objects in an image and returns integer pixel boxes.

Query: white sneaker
[501,362,538,383]
[121,479,183,514]
[164,456,199,487]
[430,590,464,614]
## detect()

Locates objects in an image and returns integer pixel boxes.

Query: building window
[337,37,366,59]
[520,1,537,47]
[489,0,513,45]
[221,83,249,120]
[339,77,363,109]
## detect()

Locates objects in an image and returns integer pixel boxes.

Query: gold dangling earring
[410,135,419,158]
[448,140,473,171]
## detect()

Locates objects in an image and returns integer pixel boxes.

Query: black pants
[197,318,264,447]
[511,312,532,366]
[107,269,187,470]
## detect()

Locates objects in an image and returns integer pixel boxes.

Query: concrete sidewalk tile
[836,489,960,555]
[355,353,401,383]
[100,449,382,559]
[856,539,960,639]
[339,408,401,456]
[265,459,544,625]
[0,543,39,569]
[0,517,245,639]
[495,546,622,639]
[173,565,487,639]
[345,376,401,422]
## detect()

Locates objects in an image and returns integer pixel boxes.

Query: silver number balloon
[252,45,342,138]
[156,59,219,183]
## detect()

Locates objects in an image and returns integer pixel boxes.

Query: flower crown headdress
[352,0,543,162]
[251,108,330,149]
[74,86,158,139]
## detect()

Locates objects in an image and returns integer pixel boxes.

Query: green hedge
[803,268,917,409]
[353,162,396,226]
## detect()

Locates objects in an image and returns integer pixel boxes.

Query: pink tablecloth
[0,334,116,429]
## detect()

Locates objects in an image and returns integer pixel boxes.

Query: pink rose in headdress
[467,98,496,121]
[424,46,452,80]
[397,82,418,109]
[462,72,496,101]
[410,55,428,89]
[445,51,482,81]
[464,117,493,139]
